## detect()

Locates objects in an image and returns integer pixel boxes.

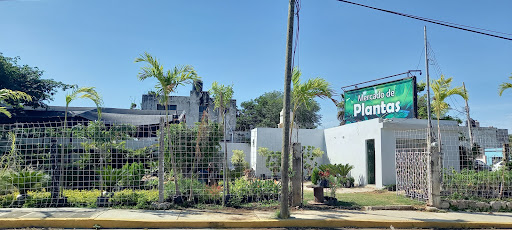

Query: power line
[335,0,512,41]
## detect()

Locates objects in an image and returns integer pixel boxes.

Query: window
[157,104,177,110]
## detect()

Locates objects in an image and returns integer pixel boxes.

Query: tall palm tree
[209,81,234,206]
[498,75,512,96]
[135,52,200,198]
[62,86,102,197]
[0,89,32,118]
[431,75,467,152]
[291,67,337,140]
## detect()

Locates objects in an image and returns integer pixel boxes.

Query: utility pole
[425,26,440,208]
[463,82,473,147]
[281,0,295,219]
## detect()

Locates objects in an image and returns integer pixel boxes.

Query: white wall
[324,119,383,187]
[250,128,326,178]
[220,143,251,168]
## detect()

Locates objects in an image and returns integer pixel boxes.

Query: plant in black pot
[318,169,330,187]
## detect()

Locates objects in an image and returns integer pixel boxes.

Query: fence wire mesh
[0,118,280,209]
[395,126,510,202]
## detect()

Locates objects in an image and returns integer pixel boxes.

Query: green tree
[236,91,322,130]
[0,89,32,118]
[498,75,512,96]
[209,81,234,205]
[290,67,336,145]
[135,52,200,197]
[0,53,72,109]
[431,75,468,151]
[417,81,462,124]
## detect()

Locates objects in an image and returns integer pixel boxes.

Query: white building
[249,118,508,189]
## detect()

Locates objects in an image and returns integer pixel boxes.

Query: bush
[8,168,49,195]
[110,189,159,208]
[64,189,101,207]
[311,167,320,185]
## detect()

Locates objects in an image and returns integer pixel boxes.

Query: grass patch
[304,190,424,207]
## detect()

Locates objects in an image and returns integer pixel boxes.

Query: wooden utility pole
[462,82,473,147]
[425,26,440,208]
[281,0,295,219]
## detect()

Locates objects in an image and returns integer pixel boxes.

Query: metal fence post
[158,117,165,203]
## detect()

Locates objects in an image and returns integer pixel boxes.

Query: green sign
[344,77,416,124]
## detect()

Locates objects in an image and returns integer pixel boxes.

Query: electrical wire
[335,0,512,41]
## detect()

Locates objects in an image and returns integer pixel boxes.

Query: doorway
[366,139,376,184]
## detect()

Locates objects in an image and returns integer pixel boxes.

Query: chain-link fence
[395,126,511,203]
[0,118,280,209]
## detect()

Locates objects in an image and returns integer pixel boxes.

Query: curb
[1,218,512,229]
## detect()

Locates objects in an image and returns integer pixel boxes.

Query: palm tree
[64,87,103,124]
[336,100,345,125]
[209,81,234,206]
[0,89,32,118]
[498,75,512,96]
[135,52,200,198]
[291,67,337,140]
[431,75,467,152]
[61,86,102,198]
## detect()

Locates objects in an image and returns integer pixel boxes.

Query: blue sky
[1,0,511,131]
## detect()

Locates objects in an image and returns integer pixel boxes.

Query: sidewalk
[1,207,512,229]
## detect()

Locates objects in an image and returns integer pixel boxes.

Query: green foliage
[65,86,103,120]
[291,67,336,129]
[328,175,338,198]
[120,162,145,188]
[236,91,322,130]
[431,75,467,121]
[110,189,159,208]
[8,168,49,195]
[0,89,32,118]
[135,52,199,109]
[162,123,223,173]
[231,149,249,173]
[0,52,73,109]
[209,81,234,115]
[311,167,320,185]
[63,189,101,207]
[319,163,354,177]
[257,147,289,177]
[98,165,124,191]
[230,178,281,202]
[302,146,324,178]
[498,75,512,96]
[443,169,512,200]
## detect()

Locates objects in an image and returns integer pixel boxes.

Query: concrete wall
[250,128,326,178]
[220,142,251,168]
[324,119,384,187]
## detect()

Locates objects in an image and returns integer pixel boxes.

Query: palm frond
[0,89,32,103]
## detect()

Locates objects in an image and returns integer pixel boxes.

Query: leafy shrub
[23,191,51,207]
[8,169,49,195]
[110,189,159,209]
[302,146,324,178]
[63,189,101,207]
[443,169,512,200]
[0,170,15,195]
[0,193,17,207]
[311,167,320,185]
[120,162,145,188]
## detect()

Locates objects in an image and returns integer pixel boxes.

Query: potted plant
[318,169,330,187]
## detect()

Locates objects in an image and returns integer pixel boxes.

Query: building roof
[2,106,184,126]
